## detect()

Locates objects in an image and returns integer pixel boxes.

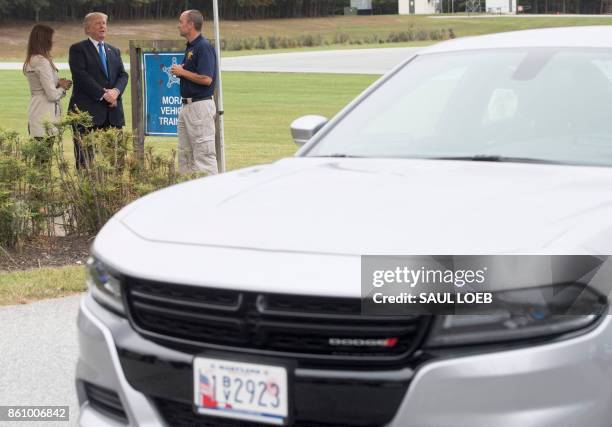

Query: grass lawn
[0,265,85,305]
[0,70,377,170]
[2,15,612,61]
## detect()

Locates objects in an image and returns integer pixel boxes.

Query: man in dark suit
[68,12,128,169]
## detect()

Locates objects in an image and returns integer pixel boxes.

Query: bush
[55,111,186,235]
[0,129,40,248]
[297,34,323,47]
[333,33,351,44]
[415,29,429,41]
[363,34,380,44]
[242,38,256,50]
[267,35,278,49]
[255,36,268,50]
[429,30,442,41]
[0,111,190,249]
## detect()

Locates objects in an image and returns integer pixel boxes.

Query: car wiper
[427,155,563,164]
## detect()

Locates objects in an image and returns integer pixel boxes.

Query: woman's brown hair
[23,24,57,73]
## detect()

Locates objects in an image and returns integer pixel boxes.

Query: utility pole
[212,0,226,173]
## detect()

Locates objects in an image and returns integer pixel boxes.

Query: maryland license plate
[193,356,289,425]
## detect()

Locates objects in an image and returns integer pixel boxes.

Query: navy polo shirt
[180,34,217,99]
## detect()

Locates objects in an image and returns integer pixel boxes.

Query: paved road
[0,295,82,427]
[219,47,418,74]
[0,46,420,74]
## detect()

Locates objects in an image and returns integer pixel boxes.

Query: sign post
[129,40,185,160]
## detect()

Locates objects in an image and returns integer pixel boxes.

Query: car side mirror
[290,115,328,146]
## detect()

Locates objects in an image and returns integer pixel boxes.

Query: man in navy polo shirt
[171,9,218,175]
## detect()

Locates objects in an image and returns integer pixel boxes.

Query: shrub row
[0,112,190,249]
[219,28,455,51]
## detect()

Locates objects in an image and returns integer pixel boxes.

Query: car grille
[125,277,429,367]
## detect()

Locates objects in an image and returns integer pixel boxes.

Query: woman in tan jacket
[23,24,72,138]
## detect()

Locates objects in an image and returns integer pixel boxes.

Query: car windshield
[305,48,612,167]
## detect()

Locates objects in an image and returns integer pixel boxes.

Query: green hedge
[220,28,455,51]
[0,111,192,249]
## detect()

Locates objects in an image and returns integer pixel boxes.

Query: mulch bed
[0,235,93,272]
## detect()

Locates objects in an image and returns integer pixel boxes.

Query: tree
[28,0,50,21]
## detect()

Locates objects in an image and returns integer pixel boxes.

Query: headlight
[86,256,124,315]
[425,284,607,347]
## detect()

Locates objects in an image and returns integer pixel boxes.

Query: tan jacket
[25,55,66,137]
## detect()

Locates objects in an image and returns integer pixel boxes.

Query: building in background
[398,0,518,13]
[398,0,438,14]
[485,0,517,13]
[351,0,374,14]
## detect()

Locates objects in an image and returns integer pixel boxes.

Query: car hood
[117,157,612,255]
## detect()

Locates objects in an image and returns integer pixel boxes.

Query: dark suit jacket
[68,39,129,127]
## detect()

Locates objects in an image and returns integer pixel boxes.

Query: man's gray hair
[83,12,108,29]
[184,9,204,32]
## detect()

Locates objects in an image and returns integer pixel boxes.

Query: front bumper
[77,293,612,427]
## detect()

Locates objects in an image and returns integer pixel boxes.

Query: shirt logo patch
[187,51,194,60]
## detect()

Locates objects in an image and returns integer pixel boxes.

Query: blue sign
[143,52,184,136]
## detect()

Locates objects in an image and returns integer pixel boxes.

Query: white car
[77,26,612,427]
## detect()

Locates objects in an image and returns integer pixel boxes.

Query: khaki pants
[178,99,218,175]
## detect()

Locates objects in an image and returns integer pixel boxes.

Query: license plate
[193,356,289,425]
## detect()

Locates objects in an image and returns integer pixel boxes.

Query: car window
[361,66,467,140]
[306,48,612,167]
